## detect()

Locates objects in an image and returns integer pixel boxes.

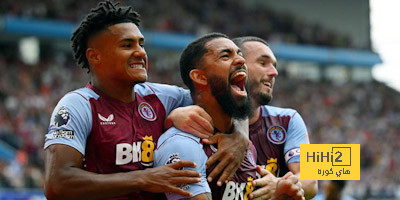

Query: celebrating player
[154,32,255,200]
[233,36,318,200]
[43,1,248,199]
[155,33,305,200]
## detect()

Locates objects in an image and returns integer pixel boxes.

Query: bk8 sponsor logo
[222,177,254,200]
[115,136,155,167]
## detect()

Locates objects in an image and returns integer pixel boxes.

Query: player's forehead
[88,22,144,47]
[243,41,276,60]
[105,22,144,42]
[204,37,239,54]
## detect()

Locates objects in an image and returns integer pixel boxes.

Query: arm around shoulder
[45,144,202,200]
[44,144,144,200]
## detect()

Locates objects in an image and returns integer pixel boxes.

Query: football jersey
[249,105,309,177]
[44,82,192,200]
[154,127,257,200]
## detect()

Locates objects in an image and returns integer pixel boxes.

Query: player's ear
[190,69,207,86]
[86,48,101,67]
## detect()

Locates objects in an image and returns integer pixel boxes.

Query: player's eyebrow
[219,48,233,54]
[260,55,271,59]
[219,48,242,55]
[119,37,145,43]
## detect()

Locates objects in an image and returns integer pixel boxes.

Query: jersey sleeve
[284,111,309,164]
[154,130,210,200]
[43,92,92,155]
[144,83,192,115]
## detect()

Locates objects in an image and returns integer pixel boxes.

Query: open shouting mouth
[230,69,248,98]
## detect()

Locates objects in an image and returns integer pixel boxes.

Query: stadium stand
[1,0,356,48]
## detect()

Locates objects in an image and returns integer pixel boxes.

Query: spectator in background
[0,0,355,48]
[0,160,13,188]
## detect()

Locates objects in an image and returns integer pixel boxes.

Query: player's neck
[91,77,136,103]
[249,106,261,125]
[194,92,233,134]
[207,107,233,134]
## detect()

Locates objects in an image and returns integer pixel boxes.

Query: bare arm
[203,119,249,185]
[272,172,304,200]
[250,164,315,200]
[165,105,214,138]
[249,166,279,200]
[251,169,305,200]
[167,106,249,186]
[44,144,201,200]
[288,163,318,200]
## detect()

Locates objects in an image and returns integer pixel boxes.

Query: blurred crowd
[0,50,87,189]
[0,0,356,49]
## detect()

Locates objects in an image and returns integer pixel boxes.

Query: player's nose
[133,46,146,59]
[234,54,245,67]
[267,65,278,77]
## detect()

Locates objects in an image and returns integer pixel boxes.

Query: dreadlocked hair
[71,0,141,72]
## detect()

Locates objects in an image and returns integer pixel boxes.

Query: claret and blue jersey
[154,127,258,200]
[249,105,309,177]
[44,82,192,200]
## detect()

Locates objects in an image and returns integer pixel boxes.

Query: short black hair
[232,36,269,48]
[71,0,141,72]
[180,32,228,92]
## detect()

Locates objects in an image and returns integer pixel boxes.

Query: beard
[208,75,252,120]
[249,78,273,105]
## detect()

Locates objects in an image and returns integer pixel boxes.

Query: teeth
[130,64,143,69]
[231,71,247,79]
